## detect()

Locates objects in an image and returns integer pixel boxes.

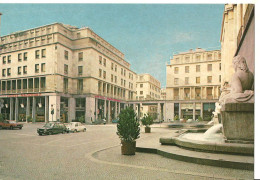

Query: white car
[66,122,86,133]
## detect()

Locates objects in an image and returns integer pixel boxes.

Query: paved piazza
[0,123,253,180]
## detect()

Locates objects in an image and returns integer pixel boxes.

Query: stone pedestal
[221,103,254,143]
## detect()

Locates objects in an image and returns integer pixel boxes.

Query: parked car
[0,120,23,130]
[112,118,119,123]
[66,122,86,133]
[92,118,106,125]
[37,122,67,135]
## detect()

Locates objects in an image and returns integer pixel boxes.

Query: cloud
[172,32,194,43]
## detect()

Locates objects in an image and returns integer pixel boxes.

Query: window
[185,56,190,62]
[103,58,106,66]
[7,68,11,76]
[18,53,22,62]
[111,63,114,70]
[140,91,143,95]
[8,55,11,63]
[121,79,123,85]
[111,74,114,82]
[18,67,21,75]
[78,52,83,61]
[2,56,6,64]
[99,69,102,78]
[174,67,179,74]
[174,78,179,85]
[219,75,221,82]
[175,58,179,63]
[103,71,106,79]
[207,54,212,60]
[185,77,189,84]
[121,68,123,75]
[77,79,83,93]
[42,49,46,58]
[2,69,6,77]
[196,77,200,84]
[218,53,221,59]
[24,52,27,61]
[35,50,40,59]
[64,78,68,93]
[115,76,117,83]
[207,64,212,71]
[77,33,81,39]
[99,56,102,64]
[64,64,68,75]
[140,84,143,88]
[23,66,27,74]
[219,63,221,71]
[35,64,39,73]
[196,55,201,61]
[185,66,189,73]
[41,63,45,72]
[64,50,68,60]
[207,76,212,83]
[124,69,126,76]
[196,65,200,72]
[115,65,117,72]
[78,66,83,75]
[124,80,126,87]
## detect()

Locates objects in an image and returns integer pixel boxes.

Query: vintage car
[37,122,67,135]
[0,120,23,130]
[66,122,86,133]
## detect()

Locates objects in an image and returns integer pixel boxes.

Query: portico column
[200,103,203,119]
[193,103,196,120]
[104,100,107,120]
[45,96,49,123]
[179,103,182,118]
[26,97,30,121]
[118,102,121,115]
[95,98,98,121]
[15,97,19,122]
[157,103,160,121]
[107,100,111,123]
[10,98,13,120]
[32,97,36,123]
[115,101,118,118]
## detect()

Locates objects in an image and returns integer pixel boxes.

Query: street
[0,123,253,180]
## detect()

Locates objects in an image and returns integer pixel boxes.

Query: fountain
[160,55,254,156]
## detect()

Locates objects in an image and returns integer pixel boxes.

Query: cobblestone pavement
[0,123,254,180]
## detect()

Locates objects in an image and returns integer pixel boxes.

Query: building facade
[160,88,166,100]
[166,48,221,121]
[0,23,137,123]
[220,4,254,88]
[136,74,161,118]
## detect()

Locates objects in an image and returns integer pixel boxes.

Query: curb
[136,147,254,171]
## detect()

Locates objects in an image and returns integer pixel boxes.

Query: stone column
[85,96,95,124]
[49,95,60,122]
[95,98,98,121]
[193,103,196,120]
[104,100,107,120]
[107,100,111,123]
[213,86,215,99]
[26,97,30,121]
[163,103,166,122]
[15,97,19,122]
[157,103,160,121]
[200,103,204,119]
[45,96,49,123]
[68,97,76,122]
[118,102,121,115]
[115,101,118,118]
[10,98,13,120]
[179,103,182,118]
[32,97,36,123]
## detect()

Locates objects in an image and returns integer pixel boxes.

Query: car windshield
[43,123,54,128]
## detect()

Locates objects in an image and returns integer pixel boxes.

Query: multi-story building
[0,23,136,123]
[160,88,166,100]
[136,74,161,118]
[220,4,254,88]
[166,48,221,121]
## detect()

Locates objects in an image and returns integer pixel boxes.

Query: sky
[0,4,224,87]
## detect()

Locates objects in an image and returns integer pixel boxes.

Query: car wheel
[83,128,86,132]
[73,129,77,133]
[19,127,22,129]
[10,126,13,130]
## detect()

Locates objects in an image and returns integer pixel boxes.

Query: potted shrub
[141,114,153,133]
[116,107,140,155]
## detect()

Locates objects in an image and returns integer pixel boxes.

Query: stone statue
[219,55,254,104]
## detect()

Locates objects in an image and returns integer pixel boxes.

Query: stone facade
[0,23,137,123]
[165,48,221,121]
